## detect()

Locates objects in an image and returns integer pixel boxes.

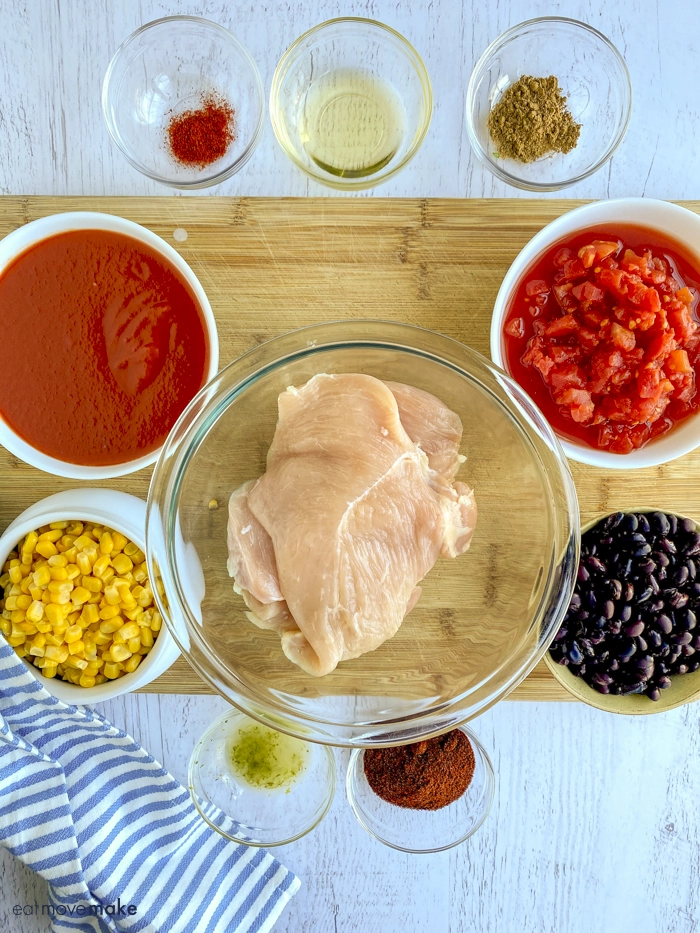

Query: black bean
[678,663,689,675]
[660,537,677,555]
[640,559,657,576]
[648,687,661,701]
[587,556,607,574]
[594,683,611,695]
[624,620,645,637]
[593,672,614,686]
[648,630,662,649]
[621,682,646,695]
[609,579,623,600]
[622,514,639,533]
[569,592,582,610]
[674,565,689,586]
[669,514,678,535]
[602,600,615,620]
[637,586,653,603]
[658,614,673,634]
[634,544,652,557]
[659,675,672,689]
[652,512,671,535]
[578,564,590,583]
[684,532,700,556]
[624,582,635,602]
[691,662,700,672]
[636,636,648,653]
[671,591,689,609]
[688,560,697,580]
[638,514,651,534]
[620,605,632,623]
[609,658,619,671]
[584,590,597,610]
[580,638,596,658]
[673,631,693,646]
[604,512,624,530]
[594,616,607,630]
[657,552,671,568]
[608,621,622,635]
[554,627,569,641]
[682,645,696,657]
[650,599,665,612]
[649,575,660,594]
[569,642,584,664]
[680,609,697,630]
[681,517,696,534]
[618,642,636,663]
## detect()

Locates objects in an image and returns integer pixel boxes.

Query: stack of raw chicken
[227,373,477,676]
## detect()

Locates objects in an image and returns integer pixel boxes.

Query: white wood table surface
[1,1,700,931]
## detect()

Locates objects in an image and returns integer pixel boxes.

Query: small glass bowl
[466,17,632,191]
[270,17,432,190]
[346,727,495,853]
[188,709,336,847]
[102,16,264,189]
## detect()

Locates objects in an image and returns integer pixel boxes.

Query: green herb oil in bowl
[227,721,310,792]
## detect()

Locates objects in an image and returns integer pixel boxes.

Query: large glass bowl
[146,322,579,746]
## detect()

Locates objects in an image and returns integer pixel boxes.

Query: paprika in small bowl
[345,726,495,853]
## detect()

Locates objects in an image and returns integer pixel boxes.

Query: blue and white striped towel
[0,641,300,933]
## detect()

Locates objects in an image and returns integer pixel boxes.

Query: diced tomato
[560,258,588,281]
[598,267,627,297]
[553,248,575,268]
[545,314,578,337]
[578,245,597,269]
[550,364,586,391]
[526,279,549,298]
[676,286,694,306]
[555,387,595,422]
[640,287,661,316]
[552,284,577,310]
[550,345,582,363]
[505,317,525,338]
[572,281,604,303]
[637,367,662,399]
[647,330,676,362]
[667,348,692,374]
[610,323,636,351]
[668,302,698,341]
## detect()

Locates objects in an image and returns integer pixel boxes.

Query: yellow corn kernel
[29,586,43,602]
[33,566,51,587]
[66,521,83,536]
[49,521,69,531]
[111,531,128,552]
[13,643,27,658]
[124,654,142,673]
[39,529,63,543]
[123,542,139,558]
[0,618,10,636]
[97,568,115,586]
[116,621,139,642]
[19,562,32,578]
[41,590,51,605]
[99,605,120,620]
[120,595,137,612]
[45,633,63,647]
[103,662,121,680]
[7,634,26,647]
[64,624,83,644]
[8,566,22,584]
[22,531,38,553]
[76,552,92,575]
[42,663,57,679]
[10,610,25,624]
[111,553,133,575]
[85,657,102,671]
[64,546,78,563]
[134,564,148,584]
[0,572,10,589]
[47,579,72,595]
[123,606,143,622]
[80,603,100,625]
[139,626,154,648]
[4,596,17,611]
[35,541,58,559]
[65,564,80,580]
[63,656,88,670]
[99,532,113,556]
[31,633,46,648]
[44,644,69,663]
[88,593,101,604]
[92,555,110,577]
[19,577,32,595]
[71,586,91,606]
[8,583,21,597]
[94,673,107,685]
[49,567,68,581]
[68,639,85,656]
[73,535,94,551]
[151,612,162,632]
[28,643,45,657]
[91,631,110,646]
[18,621,37,635]
[109,643,132,663]
[99,617,122,635]
[15,594,31,610]
[83,640,97,659]
[26,600,44,623]
[127,636,141,654]
[48,554,68,568]
[78,674,96,688]
[82,576,102,593]
[43,603,62,626]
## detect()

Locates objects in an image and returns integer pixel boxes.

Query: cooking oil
[299,68,406,178]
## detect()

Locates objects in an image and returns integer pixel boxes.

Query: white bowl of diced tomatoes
[490,198,700,468]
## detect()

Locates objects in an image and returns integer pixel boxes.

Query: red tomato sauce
[503,224,700,453]
[0,230,209,465]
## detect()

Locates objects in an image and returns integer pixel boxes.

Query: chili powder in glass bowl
[346,726,495,852]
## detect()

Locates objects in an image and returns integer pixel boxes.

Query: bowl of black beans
[547,510,700,713]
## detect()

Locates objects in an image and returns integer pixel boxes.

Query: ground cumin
[487,75,581,163]
[364,730,475,810]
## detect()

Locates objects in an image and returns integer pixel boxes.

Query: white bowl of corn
[0,488,179,702]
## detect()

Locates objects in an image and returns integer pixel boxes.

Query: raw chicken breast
[227,373,477,676]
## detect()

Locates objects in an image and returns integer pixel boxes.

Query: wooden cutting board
[3,195,700,702]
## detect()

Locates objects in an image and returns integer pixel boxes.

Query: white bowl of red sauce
[0,212,218,478]
[491,199,700,468]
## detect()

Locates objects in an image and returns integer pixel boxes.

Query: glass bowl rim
[465,15,633,192]
[269,16,433,191]
[101,14,265,190]
[146,320,579,747]
[345,724,495,853]
[187,706,336,846]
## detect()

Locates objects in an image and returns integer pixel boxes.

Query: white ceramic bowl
[0,211,219,478]
[0,489,180,703]
[490,198,700,468]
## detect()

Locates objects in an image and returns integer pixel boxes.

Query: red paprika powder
[166,94,236,168]
[364,730,475,810]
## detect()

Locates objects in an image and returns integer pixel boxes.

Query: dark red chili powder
[364,730,476,810]
[166,94,236,168]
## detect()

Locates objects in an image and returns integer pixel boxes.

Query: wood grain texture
[1,194,699,701]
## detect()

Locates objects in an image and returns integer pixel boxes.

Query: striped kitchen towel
[0,641,300,933]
